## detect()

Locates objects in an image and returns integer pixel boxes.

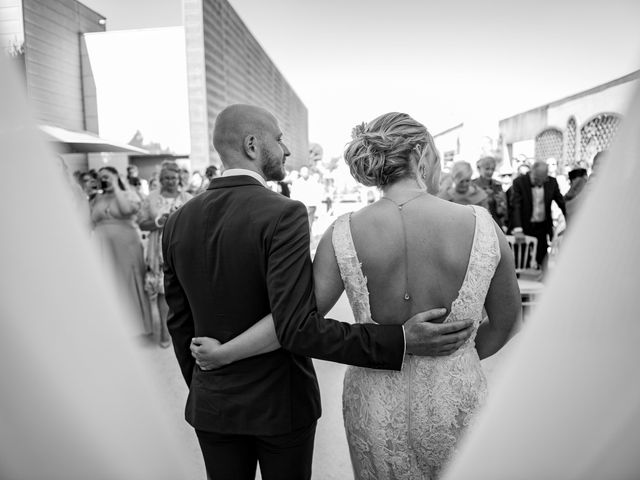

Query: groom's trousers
[195,421,316,480]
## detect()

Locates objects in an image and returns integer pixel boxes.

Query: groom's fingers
[434,341,463,356]
[440,335,468,350]
[446,327,473,347]
[433,319,474,334]
[418,308,448,322]
[437,327,475,355]
[407,308,448,325]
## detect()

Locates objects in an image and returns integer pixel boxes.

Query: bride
[191,112,521,478]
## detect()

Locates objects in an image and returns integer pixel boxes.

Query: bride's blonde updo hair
[344,112,430,187]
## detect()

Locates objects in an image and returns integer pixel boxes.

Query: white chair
[505,235,538,275]
[506,235,543,320]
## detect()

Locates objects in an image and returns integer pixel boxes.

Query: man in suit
[162,104,475,480]
[511,159,567,268]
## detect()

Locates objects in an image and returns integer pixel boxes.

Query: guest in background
[473,156,507,229]
[90,166,152,336]
[291,166,323,228]
[505,161,531,233]
[516,162,531,177]
[187,171,204,195]
[138,161,192,348]
[511,159,567,269]
[126,164,149,198]
[179,167,190,192]
[277,179,291,197]
[275,168,292,198]
[195,165,220,195]
[127,176,143,199]
[497,163,514,193]
[204,165,219,185]
[148,173,160,192]
[546,157,569,194]
[438,160,489,208]
[437,171,453,196]
[564,168,588,221]
[80,170,99,200]
[269,178,291,197]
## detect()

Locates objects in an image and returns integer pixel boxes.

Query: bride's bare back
[350,194,476,325]
[309,111,521,479]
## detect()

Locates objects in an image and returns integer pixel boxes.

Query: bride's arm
[191,313,279,369]
[191,224,344,369]
[312,223,345,316]
[475,224,522,359]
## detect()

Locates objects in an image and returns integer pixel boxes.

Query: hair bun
[351,122,367,140]
[344,112,429,188]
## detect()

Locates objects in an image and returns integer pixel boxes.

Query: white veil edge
[444,81,640,479]
[0,54,192,478]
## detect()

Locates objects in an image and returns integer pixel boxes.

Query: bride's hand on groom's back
[191,337,226,370]
[404,309,474,357]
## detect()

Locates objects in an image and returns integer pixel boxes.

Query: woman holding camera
[138,161,192,347]
[90,166,152,336]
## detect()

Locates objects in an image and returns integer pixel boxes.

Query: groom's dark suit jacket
[162,175,405,436]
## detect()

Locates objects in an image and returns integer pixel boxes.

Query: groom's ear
[243,135,258,160]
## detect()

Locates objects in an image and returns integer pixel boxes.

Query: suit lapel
[522,174,533,205]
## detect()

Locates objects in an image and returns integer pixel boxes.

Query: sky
[81,0,640,159]
[83,27,190,153]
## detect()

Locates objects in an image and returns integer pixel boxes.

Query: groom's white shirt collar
[222,168,268,188]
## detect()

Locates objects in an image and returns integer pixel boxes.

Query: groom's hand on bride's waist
[403,309,474,357]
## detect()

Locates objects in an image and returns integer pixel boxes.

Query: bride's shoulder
[429,195,476,218]
[349,201,389,230]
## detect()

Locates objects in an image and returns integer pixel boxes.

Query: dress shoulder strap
[331,213,373,324]
[469,205,501,274]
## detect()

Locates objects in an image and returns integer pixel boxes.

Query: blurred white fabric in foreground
[445,83,640,478]
[0,56,191,477]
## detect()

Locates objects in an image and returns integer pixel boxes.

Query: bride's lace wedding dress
[332,205,500,479]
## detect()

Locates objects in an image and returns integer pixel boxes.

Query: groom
[162,104,475,480]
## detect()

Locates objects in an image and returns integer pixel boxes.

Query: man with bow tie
[511,159,567,269]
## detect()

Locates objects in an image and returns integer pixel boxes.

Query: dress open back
[332,205,500,479]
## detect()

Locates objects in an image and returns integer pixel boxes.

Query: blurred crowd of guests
[64,151,603,343]
[70,160,219,347]
[436,152,605,270]
[71,159,337,347]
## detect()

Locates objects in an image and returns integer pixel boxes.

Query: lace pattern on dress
[332,207,500,480]
[332,213,374,325]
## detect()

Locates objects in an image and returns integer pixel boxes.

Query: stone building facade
[184,0,308,171]
[499,70,640,171]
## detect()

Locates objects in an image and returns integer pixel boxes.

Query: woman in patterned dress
[138,161,192,347]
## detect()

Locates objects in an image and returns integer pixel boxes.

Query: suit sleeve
[266,201,405,370]
[551,179,567,218]
[162,215,196,386]
[511,179,524,229]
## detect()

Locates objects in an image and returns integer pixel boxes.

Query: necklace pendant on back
[404,292,410,301]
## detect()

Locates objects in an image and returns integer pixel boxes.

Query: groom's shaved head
[213,104,277,168]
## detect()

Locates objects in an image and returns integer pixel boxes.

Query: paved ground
[140,293,520,479]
